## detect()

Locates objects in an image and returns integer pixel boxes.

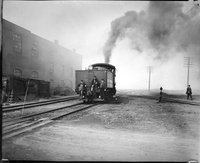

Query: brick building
[2,19,82,92]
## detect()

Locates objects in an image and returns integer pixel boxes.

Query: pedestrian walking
[186,85,193,100]
[159,87,163,102]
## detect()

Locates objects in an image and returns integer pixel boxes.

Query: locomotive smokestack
[103,36,116,64]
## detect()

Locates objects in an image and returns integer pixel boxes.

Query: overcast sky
[3,1,200,90]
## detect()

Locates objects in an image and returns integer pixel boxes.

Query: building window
[32,42,38,50]
[13,68,22,77]
[31,71,38,79]
[13,33,22,53]
[50,49,54,56]
[50,47,56,56]
[13,33,21,42]
[31,41,38,57]
[31,51,38,57]
[60,55,64,62]
[50,62,54,73]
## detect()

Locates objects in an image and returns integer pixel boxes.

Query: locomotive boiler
[75,63,116,103]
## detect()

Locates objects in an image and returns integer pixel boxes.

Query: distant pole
[187,58,190,86]
[183,57,194,87]
[148,66,151,92]
[147,66,153,92]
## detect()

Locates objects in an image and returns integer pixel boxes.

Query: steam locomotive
[75,63,116,103]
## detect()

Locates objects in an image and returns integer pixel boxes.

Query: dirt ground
[2,91,200,161]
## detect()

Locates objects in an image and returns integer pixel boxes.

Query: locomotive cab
[75,63,116,103]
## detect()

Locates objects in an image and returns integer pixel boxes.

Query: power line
[183,57,194,87]
[147,66,153,92]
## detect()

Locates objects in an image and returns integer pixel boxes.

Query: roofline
[3,19,81,56]
[90,63,116,69]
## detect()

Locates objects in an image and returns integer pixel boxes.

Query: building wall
[2,19,82,91]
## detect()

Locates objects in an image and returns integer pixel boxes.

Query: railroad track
[3,95,79,112]
[2,102,96,140]
[117,90,200,106]
[116,90,148,96]
[129,94,200,106]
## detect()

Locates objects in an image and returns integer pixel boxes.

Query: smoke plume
[103,1,200,63]
[103,11,139,63]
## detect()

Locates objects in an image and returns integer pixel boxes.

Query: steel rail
[3,102,83,126]
[129,95,200,106]
[3,95,79,112]
[3,103,85,133]
[3,95,78,109]
[117,91,200,106]
[3,103,96,140]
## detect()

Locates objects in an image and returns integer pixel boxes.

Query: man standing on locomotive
[76,80,86,100]
[100,79,106,99]
[91,76,99,86]
[91,76,99,99]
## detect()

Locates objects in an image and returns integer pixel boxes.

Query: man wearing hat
[159,87,163,103]
[186,85,193,100]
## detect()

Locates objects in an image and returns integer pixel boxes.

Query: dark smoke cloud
[103,11,139,63]
[147,1,183,50]
[103,1,200,63]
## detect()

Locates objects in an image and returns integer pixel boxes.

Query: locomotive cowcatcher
[75,63,116,103]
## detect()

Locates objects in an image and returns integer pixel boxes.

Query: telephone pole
[147,66,153,92]
[183,57,194,87]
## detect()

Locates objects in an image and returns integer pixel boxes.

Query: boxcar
[75,63,116,102]
[2,73,50,103]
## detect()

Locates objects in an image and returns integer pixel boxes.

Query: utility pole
[147,66,153,92]
[183,57,194,87]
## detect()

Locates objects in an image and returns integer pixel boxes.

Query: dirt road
[2,92,200,161]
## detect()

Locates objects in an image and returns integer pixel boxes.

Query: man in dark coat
[76,80,86,100]
[91,76,99,87]
[91,76,99,99]
[159,87,163,103]
[186,85,193,100]
[100,79,106,99]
